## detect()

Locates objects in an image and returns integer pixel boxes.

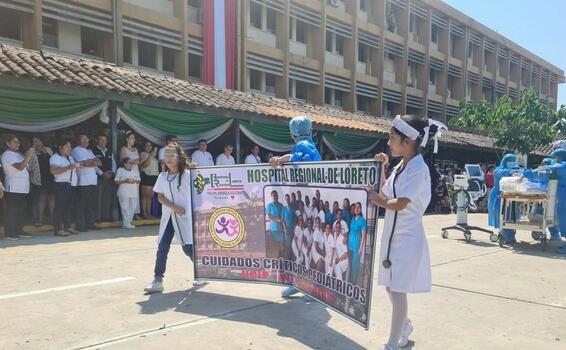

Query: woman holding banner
[371,115,446,350]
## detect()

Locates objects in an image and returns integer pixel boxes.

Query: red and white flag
[203,0,236,89]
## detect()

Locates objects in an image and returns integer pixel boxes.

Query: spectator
[486,166,495,189]
[323,153,334,161]
[191,139,214,166]
[115,157,141,229]
[120,132,141,219]
[158,134,177,171]
[140,141,159,219]
[245,144,261,164]
[29,136,55,226]
[265,152,274,163]
[71,134,101,232]
[93,134,116,222]
[50,139,80,236]
[216,144,235,165]
[1,134,34,240]
[445,168,454,186]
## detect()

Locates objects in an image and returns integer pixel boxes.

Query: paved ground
[0,214,564,350]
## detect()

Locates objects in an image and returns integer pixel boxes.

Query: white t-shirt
[313,228,324,250]
[71,146,98,186]
[335,234,348,259]
[191,150,214,166]
[216,154,235,166]
[158,147,166,161]
[293,226,304,244]
[324,233,336,256]
[1,150,30,193]
[333,219,349,235]
[317,210,326,224]
[115,167,140,198]
[244,154,261,164]
[49,153,78,186]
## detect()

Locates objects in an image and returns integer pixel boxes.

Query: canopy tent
[322,132,380,157]
[0,86,108,132]
[117,103,233,150]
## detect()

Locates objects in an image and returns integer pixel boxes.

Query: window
[249,69,262,90]
[0,8,22,41]
[334,90,343,107]
[138,41,157,69]
[357,95,369,112]
[468,42,473,60]
[188,0,203,23]
[325,87,332,105]
[295,19,306,43]
[325,88,343,108]
[326,32,344,55]
[431,25,438,44]
[188,53,203,79]
[266,8,276,34]
[358,43,367,63]
[360,0,368,12]
[265,73,276,94]
[81,27,105,57]
[42,18,58,48]
[410,14,418,35]
[123,37,132,64]
[250,2,262,29]
[450,34,457,57]
[162,47,175,72]
[290,80,307,100]
[429,69,436,86]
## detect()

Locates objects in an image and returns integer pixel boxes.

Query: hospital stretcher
[499,191,558,250]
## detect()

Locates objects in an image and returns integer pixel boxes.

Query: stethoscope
[167,171,187,246]
[382,164,406,269]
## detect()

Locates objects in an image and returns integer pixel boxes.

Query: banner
[191,160,380,328]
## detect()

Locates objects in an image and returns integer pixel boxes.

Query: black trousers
[75,185,97,230]
[53,182,73,232]
[4,192,28,237]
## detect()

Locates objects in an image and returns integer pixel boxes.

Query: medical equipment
[441,168,497,243]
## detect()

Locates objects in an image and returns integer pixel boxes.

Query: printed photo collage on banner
[191,160,380,328]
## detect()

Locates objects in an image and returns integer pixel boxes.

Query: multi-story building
[0,0,563,123]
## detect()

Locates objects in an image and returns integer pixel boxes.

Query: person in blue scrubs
[269,116,321,300]
[487,153,520,243]
[281,193,296,258]
[347,202,367,285]
[547,149,566,253]
[266,190,284,257]
[523,158,561,241]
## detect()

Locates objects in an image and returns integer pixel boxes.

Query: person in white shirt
[191,139,214,166]
[158,134,177,171]
[144,142,204,293]
[71,134,101,232]
[50,139,80,237]
[215,144,235,166]
[291,215,304,264]
[301,218,314,268]
[323,222,337,275]
[1,134,34,240]
[311,217,325,272]
[115,157,141,229]
[244,144,261,164]
[332,209,349,236]
[333,226,349,281]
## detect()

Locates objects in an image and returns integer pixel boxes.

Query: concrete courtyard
[0,213,564,350]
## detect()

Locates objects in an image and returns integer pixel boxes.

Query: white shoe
[383,344,399,350]
[143,280,163,293]
[192,280,206,286]
[398,319,413,348]
[122,225,136,229]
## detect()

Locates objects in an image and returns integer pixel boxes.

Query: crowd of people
[265,190,367,285]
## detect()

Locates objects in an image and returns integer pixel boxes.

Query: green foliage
[450,89,557,155]
[552,104,566,135]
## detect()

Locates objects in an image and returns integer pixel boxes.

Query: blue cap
[289,116,313,140]
[542,158,554,165]
[550,149,566,161]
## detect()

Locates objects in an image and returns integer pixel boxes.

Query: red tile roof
[0,44,496,150]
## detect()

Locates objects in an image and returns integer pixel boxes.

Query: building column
[112,0,124,66]
[22,0,43,50]
[174,0,189,80]
[276,0,290,99]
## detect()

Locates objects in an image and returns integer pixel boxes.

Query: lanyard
[382,164,405,269]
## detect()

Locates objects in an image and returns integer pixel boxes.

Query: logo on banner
[208,208,246,248]
[193,171,209,194]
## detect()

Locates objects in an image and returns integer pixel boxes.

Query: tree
[450,89,557,155]
[552,104,566,135]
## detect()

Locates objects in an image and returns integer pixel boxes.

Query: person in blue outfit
[487,153,520,243]
[522,158,561,241]
[547,149,566,254]
[270,115,321,301]
[347,202,367,285]
[281,194,296,258]
[266,190,285,257]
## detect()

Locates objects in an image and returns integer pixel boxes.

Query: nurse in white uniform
[371,114,446,350]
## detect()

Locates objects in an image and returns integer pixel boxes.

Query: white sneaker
[122,225,136,229]
[192,280,206,286]
[398,319,413,348]
[143,280,164,293]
